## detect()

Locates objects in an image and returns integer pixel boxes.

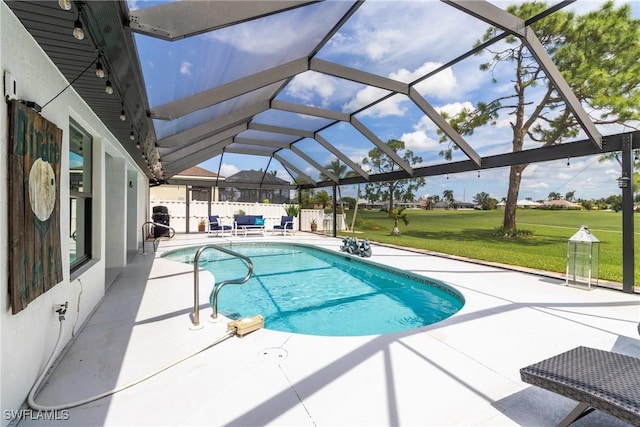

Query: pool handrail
[192,244,253,328]
[141,221,175,254]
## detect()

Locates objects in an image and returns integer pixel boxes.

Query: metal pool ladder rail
[191,244,253,330]
[141,221,175,254]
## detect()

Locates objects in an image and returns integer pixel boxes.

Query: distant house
[221,170,293,203]
[151,165,224,203]
[434,200,474,210]
[541,199,582,210]
[497,200,542,209]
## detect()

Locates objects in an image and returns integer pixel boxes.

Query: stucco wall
[0,4,148,423]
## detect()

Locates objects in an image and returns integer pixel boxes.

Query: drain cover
[258,347,288,363]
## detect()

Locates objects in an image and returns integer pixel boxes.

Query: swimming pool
[164,243,464,336]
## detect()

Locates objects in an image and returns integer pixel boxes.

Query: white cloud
[345,91,403,117]
[180,61,192,76]
[399,130,439,151]
[286,71,336,106]
[219,163,240,177]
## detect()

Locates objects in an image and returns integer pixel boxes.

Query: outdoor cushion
[274,216,293,230]
[234,215,263,226]
[254,217,265,226]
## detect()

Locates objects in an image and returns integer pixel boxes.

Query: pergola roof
[5,0,638,190]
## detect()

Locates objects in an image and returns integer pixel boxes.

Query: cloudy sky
[133,0,638,202]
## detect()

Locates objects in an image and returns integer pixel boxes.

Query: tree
[564,190,576,202]
[362,139,425,217]
[425,195,440,210]
[381,206,410,236]
[473,191,495,210]
[319,159,348,214]
[548,191,561,200]
[439,1,640,232]
[442,189,455,208]
[312,190,331,209]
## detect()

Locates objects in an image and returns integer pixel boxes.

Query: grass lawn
[339,208,639,286]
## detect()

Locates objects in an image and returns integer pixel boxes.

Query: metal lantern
[566,225,600,289]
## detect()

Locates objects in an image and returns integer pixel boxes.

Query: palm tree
[319,160,347,214]
[381,206,410,236]
[443,189,454,208]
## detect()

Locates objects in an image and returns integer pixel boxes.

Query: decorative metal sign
[8,100,63,314]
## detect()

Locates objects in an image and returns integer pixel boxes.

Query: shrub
[492,226,533,238]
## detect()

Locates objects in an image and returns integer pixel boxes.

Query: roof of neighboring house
[175,166,221,179]
[225,170,290,185]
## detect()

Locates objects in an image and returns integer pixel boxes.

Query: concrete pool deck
[17,232,640,426]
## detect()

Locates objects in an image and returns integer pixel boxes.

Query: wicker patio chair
[520,346,640,427]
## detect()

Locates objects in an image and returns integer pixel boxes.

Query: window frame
[69,119,93,271]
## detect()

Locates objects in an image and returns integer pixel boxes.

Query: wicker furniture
[520,346,640,426]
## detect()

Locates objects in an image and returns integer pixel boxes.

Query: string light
[105,78,113,95]
[73,13,84,40]
[58,0,72,10]
[95,60,105,78]
[119,105,126,121]
[129,129,135,141]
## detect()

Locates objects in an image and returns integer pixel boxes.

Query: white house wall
[0,3,148,422]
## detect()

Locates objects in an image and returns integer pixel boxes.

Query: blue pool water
[164,243,464,336]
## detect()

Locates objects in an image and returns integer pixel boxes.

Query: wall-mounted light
[105,78,113,95]
[58,0,72,10]
[73,13,84,40]
[617,175,630,189]
[95,60,105,78]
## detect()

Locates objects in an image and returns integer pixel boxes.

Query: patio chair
[273,216,294,236]
[208,215,232,237]
[520,346,640,427]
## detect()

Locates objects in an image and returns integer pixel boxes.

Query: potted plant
[284,204,300,217]
[310,218,318,232]
[198,218,206,232]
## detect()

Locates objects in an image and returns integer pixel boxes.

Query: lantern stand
[566,225,600,290]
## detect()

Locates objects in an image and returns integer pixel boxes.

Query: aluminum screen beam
[162,123,247,161]
[150,57,309,120]
[158,101,270,148]
[163,141,230,177]
[248,122,315,139]
[409,87,481,166]
[523,31,603,148]
[351,117,413,175]
[129,1,319,41]
[314,134,370,180]
[272,99,351,122]
[311,58,409,94]
[274,154,316,185]
[445,0,602,149]
[234,137,291,150]
[290,146,339,183]
[442,0,526,36]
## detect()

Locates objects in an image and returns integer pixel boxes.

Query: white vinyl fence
[149,201,345,233]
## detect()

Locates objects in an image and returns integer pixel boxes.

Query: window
[190,186,210,201]
[69,120,92,270]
